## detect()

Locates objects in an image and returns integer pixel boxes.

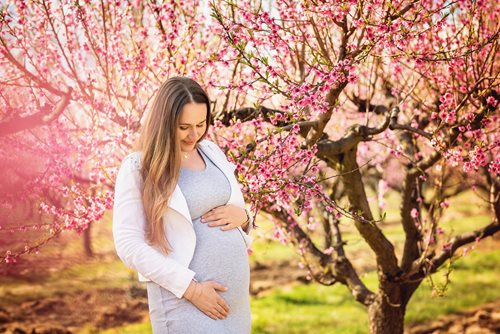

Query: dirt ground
[406,301,500,334]
[0,286,147,334]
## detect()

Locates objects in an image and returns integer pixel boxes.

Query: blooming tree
[0,0,226,259]
[209,0,499,333]
[0,1,498,333]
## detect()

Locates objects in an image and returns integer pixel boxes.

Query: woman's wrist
[184,279,198,301]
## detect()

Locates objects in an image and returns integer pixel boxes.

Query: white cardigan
[112,139,253,299]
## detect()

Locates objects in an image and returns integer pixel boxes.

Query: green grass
[251,284,369,334]
[250,238,296,264]
[81,248,500,334]
[249,218,297,264]
[406,249,500,324]
[82,323,153,334]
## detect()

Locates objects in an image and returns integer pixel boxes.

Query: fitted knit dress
[146,148,251,334]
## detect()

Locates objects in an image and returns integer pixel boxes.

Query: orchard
[0,1,498,333]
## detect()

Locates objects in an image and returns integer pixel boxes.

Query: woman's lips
[183,140,195,145]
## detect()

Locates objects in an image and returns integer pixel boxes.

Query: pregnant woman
[112,77,254,333]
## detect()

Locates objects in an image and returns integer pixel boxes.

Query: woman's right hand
[183,280,230,320]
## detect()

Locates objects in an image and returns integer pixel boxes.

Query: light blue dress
[146,148,251,334]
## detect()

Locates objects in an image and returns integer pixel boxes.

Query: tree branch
[326,202,376,306]
[0,89,73,137]
[350,94,389,114]
[215,105,289,126]
[316,114,390,156]
[389,107,433,140]
[417,221,500,281]
[305,83,348,146]
[0,36,67,97]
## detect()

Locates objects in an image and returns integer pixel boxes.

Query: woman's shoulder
[198,139,217,149]
[121,151,143,171]
[198,139,237,171]
[198,139,224,155]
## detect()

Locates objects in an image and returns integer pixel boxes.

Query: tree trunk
[83,224,93,258]
[367,294,405,334]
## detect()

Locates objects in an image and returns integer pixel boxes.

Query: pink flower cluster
[438,92,457,124]
[443,148,464,167]
[39,186,113,233]
[463,146,489,172]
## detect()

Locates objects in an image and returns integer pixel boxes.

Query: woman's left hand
[201,205,248,231]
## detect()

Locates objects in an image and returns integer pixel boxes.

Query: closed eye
[179,122,206,130]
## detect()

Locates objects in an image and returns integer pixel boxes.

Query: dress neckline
[180,148,208,172]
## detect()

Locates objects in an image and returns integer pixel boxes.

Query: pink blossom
[462,247,469,257]
[488,157,499,175]
[323,247,334,255]
[486,96,498,107]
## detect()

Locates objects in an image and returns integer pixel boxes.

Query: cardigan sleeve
[112,153,195,298]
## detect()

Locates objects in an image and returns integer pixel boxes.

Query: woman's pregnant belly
[146,217,251,334]
[189,217,250,308]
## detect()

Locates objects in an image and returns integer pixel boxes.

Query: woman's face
[177,102,208,152]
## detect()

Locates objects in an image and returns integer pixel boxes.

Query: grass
[83,248,500,334]
[251,284,368,334]
[406,249,500,324]
[249,219,296,264]
[250,238,296,264]
[252,249,500,333]
[82,323,153,334]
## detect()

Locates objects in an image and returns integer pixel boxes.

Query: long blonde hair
[135,77,211,254]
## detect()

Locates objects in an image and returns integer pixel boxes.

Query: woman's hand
[200,204,248,231]
[184,280,230,320]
